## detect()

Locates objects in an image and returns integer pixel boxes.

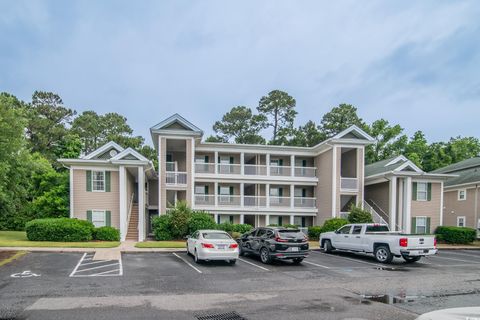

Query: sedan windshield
[202,232,232,240]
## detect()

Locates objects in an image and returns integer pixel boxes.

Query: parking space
[70,253,122,277]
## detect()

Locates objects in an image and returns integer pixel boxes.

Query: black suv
[237,227,309,264]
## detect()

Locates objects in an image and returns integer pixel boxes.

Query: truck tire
[260,247,272,264]
[374,245,393,264]
[403,256,421,263]
[323,240,334,253]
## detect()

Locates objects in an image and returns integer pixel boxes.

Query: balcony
[294,197,316,208]
[217,195,241,206]
[340,177,358,190]
[270,166,291,177]
[218,164,241,175]
[165,172,187,186]
[294,166,316,178]
[195,163,215,174]
[244,195,267,207]
[193,162,316,179]
[194,194,214,206]
[269,196,291,207]
[193,195,317,209]
[244,164,267,176]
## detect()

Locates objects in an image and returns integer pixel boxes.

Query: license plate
[217,245,226,250]
[291,247,299,252]
[423,249,429,253]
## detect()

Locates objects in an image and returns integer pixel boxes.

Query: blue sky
[1,0,480,145]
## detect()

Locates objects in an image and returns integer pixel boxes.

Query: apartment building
[60,114,374,241]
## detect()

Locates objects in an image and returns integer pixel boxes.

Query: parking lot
[1,249,480,319]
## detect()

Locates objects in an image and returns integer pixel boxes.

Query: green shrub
[152,215,173,240]
[188,212,217,234]
[217,223,253,234]
[435,226,476,244]
[229,231,242,239]
[93,226,120,241]
[25,218,94,242]
[308,226,323,239]
[267,224,278,227]
[347,206,373,223]
[217,222,234,232]
[167,201,191,239]
[283,224,299,229]
[322,218,349,233]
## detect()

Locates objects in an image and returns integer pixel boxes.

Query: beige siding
[160,137,167,214]
[411,182,442,233]
[335,147,341,214]
[72,169,120,229]
[148,179,158,206]
[443,187,479,228]
[365,182,390,214]
[357,148,364,205]
[186,138,193,206]
[315,149,333,225]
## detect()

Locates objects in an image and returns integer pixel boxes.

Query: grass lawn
[0,231,120,248]
[135,241,186,248]
[309,240,320,249]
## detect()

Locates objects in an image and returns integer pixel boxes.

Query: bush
[25,218,94,242]
[152,215,173,240]
[229,231,242,239]
[322,218,349,233]
[188,212,217,234]
[217,223,253,234]
[435,226,476,244]
[93,226,120,241]
[347,206,373,223]
[283,224,299,229]
[167,201,191,239]
[308,226,323,239]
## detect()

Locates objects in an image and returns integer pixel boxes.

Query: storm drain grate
[196,311,247,320]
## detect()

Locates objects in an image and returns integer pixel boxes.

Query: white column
[69,167,74,218]
[214,182,218,206]
[290,215,295,225]
[214,151,219,174]
[265,214,270,226]
[389,176,397,231]
[290,184,295,208]
[266,183,270,208]
[331,146,337,217]
[290,155,295,177]
[398,178,404,231]
[440,181,444,226]
[137,166,145,242]
[240,152,245,175]
[240,182,244,207]
[405,177,412,233]
[240,214,244,224]
[266,153,271,176]
[214,213,218,224]
[190,137,195,207]
[119,166,127,241]
[158,136,162,216]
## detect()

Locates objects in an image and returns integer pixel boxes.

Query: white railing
[218,164,241,175]
[363,200,389,226]
[195,163,215,174]
[341,177,358,190]
[244,195,267,207]
[165,172,187,186]
[217,195,241,206]
[269,196,291,207]
[126,192,135,230]
[244,164,267,176]
[194,194,215,206]
[294,197,317,208]
[166,162,176,172]
[294,166,317,177]
[270,166,291,176]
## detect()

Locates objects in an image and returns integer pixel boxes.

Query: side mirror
[184,235,190,240]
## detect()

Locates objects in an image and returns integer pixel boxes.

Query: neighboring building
[364,156,452,234]
[433,156,480,233]
[60,113,374,241]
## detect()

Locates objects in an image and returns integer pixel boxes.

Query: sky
[1,0,480,145]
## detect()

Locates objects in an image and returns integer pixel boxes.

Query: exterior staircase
[126,204,139,241]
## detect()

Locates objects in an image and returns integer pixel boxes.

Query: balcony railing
[194,194,215,206]
[294,166,316,178]
[340,177,358,190]
[217,195,241,206]
[165,172,187,186]
[244,164,267,176]
[270,166,291,177]
[166,162,176,172]
[294,197,316,208]
[195,163,215,174]
[269,196,291,207]
[217,164,241,175]
[244,195,267,207]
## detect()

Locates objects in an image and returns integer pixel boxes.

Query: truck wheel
[323,240,334,253]
[403,256,421,263]
[260,247,272,264]
[374,246,393,264]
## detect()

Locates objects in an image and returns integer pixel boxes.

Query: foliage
[25,218,94,242]
[289,120,325,147]
[212,106,267,144]
[205,135,228,143]
[257,90,297,144]
[365,119,406,164]
[188,212,217,234]
[152,215,173,240]
[321,218,349,233]
[283,224,299,228]
[435,226,476,244]
[230,232,242,239]
[93,226,120,241]
[217,223,253,234]
[308,226,323,239]
[319,104,366,138]
[347,206,373,223]
[167,201,192,239]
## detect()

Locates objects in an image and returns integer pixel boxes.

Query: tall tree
[71,111,103,153]
[288,120,325,147]
[319,104,366,138]
[257,90,297,144]
[365,119,406,164]
[212,106,267,144]
[403,131,429,168]
[24,91,76,162]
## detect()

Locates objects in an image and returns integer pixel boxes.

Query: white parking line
[69,253,87,277]
[70,253,122,277]
[87,269,121,276]
[79,260,112,267]
[238,258,270,271]
[172,253,203,274]
[303,260,330,269]
[75,262,119,273]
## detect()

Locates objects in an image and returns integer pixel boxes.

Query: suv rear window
[366,225,390,232]
[277,230,303,238]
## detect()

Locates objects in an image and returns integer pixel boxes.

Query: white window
[457,216,466,227]
[219,186,231,203]
[416,182,427,201]
[415,217,427,234]
[269,188,279,197]
[195,157,205,163]
[92,210,106,227]
[458,189,467,201]
[92,171,105,192]
[195,185,205,194]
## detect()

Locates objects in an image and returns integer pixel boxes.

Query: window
[352,226,363,234]
[458,189,467,201]
[457,216,466,228]
[415,217,427,234]
[92,210,106,227]
[256,229,267,237]
[92,171,105,192]
[337,226,351,234]
[416,182,428,201]
[195,185,205,194]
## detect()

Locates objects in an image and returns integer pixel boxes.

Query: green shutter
[105,171,111,192]
[229,186,234,195]
[229,215,234,223]
[301,217,306,227]
[87,210,92,222]
[218,185,220,194]
[427,183,432,201]
[205,185,209,194]
[229,157,234,164]
[205,155,209,163]
[412,182,417,201]
[86,171,92,192]
[279,159,283,166]
[166,154,172,162]
[411,217,417,234]
[105,211,111,227]
[279,188,283,197]
[278,216,283,226]
[302,188,307,198]
[426,217,431,234]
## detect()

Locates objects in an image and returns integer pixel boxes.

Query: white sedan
[186,230,239,264]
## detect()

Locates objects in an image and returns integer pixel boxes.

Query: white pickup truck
[319,223,437,263]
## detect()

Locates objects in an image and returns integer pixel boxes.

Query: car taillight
[399,238,408,247]
[201,243,214,248]
[275,237,289,243]
[434,238,437,248]
[229,243,238,248]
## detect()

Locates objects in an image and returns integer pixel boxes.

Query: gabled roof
[432,156,480,174]
[332,125,374,142]
[111,147,149,162]
[443,167,480,187]
[150,113,203,135]
[81,141,124,160]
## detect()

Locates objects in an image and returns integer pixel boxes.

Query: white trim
[394,161,423,173]
[190,137,195,207]
[91,170,106,192]
[111,148,149,162]
[138,166,145,241]
[440,181,444,226]
[332,125,375,141]
[71,166,119,171]
[457,189,467,201]
[69,167,74,218]
[414,216,428,234]
[91,209,107,228]
[119,166,127,241]
[457,216,466,227]
[444,184,479,191]
[82,141,124,160]
[405,177,412,233]
[150,113,203,133]
[158,136,162,216]
[389,176,397,231]
[385,155,409,167]
[416,181,428,202]
[331,146,337,217]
